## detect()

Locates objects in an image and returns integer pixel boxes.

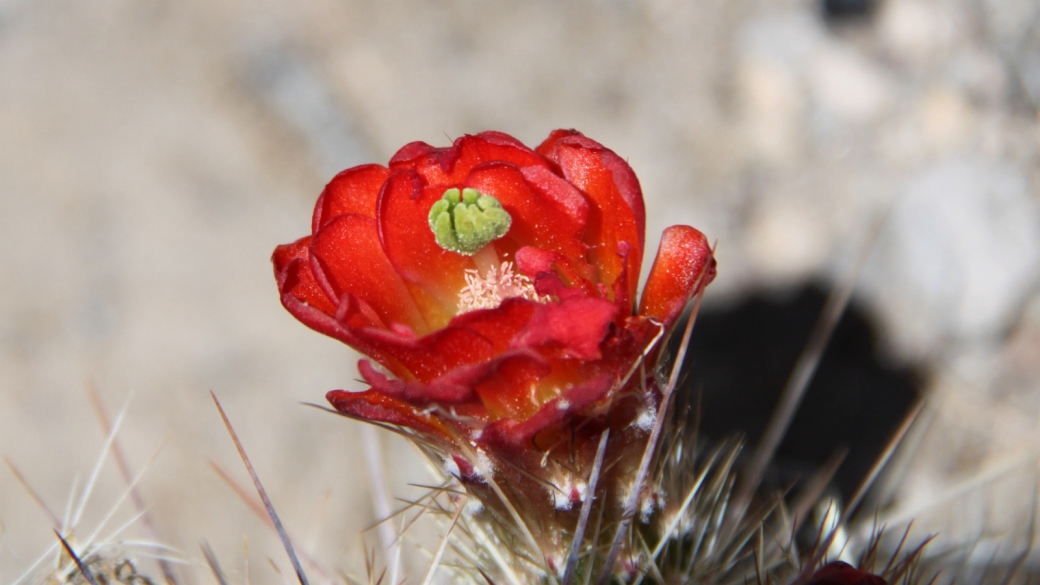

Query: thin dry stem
[82,444,164,547]
[360,426,401,585]
[420,496,465,585]
[789,449,847,533]
[71,399,130,530]
[846,400,925,522]
[738,280,857,511]
[88,386,179,585]
[201,542,231,585]
[211,392,310,585]
[53,531,100,585]
[4,458,62,530]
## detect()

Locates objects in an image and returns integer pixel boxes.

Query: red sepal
[639,225,716,326]
[326,389,453,443]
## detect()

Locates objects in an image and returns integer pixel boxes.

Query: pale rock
[739,58,806,166]
[879,112,928,167]
[863,157,1040,354]
[335,46,398,112]
[979,0,1040,106]
[947,47,1008,106]
[980,0,1039,51]
[738,9,897,167]
[249,49,370,176]
[879,0,961,65]
[738,12,823,69]
[746,201,830,282]
[919,85,975,153]
[736,13,822,166]
[808,41,896,123]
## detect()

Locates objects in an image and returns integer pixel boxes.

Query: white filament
[457,261,547,313]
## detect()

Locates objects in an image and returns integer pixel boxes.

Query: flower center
[457,262,546,313]
[428,187,512,255]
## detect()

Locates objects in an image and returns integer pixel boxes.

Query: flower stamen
[457,261,547,313]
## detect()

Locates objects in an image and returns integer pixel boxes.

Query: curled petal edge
[326,389,454,444]
[356,347,551,408]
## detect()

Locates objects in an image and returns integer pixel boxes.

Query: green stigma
[428,187,512,255]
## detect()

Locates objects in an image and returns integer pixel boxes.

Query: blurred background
[1,0,1039,582]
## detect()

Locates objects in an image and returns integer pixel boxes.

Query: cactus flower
[272,130,716,574]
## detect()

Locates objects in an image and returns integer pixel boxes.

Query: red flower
[806,562,889,585]
[273,130,715,555]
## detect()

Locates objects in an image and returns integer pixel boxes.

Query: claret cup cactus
[273,130,910,585]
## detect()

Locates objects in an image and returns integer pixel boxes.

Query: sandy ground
[2,0,1039,583]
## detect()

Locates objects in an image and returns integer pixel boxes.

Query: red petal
[312,164,390,230]
[327,389,453,442]
[535,130,645,309]
[377,169,472,312]
[483,374,613,445]
[472,351,553,421]
[520,165,590,229]
[402,133,550,186]
[535,130,645,245]
[611,241,633,316]
[516,246,595,295]
[639,225,716,326]
[511,296,618,360]
[278,292,407,376]
[354,324,495,382]
[358,359,478,404]
[515,246,560,276]
[464,162,587,264]
[388,141,435,167]
[449,298,536,353]
[309,213,427,333]
[272,237,336,316]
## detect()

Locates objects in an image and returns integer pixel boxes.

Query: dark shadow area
[680,282,922,500]
[820,0,880,23]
